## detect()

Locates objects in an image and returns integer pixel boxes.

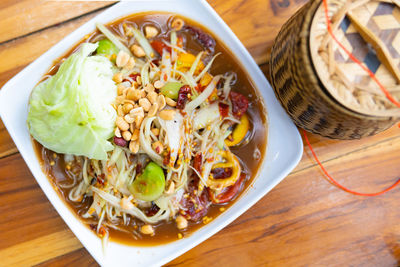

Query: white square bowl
[0,0,302,266]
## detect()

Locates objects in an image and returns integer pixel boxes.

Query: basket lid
[310,0,400,117]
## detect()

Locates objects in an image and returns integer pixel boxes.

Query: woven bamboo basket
[270,0,400,139]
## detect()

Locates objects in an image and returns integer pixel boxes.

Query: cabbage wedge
[27,43,117,160]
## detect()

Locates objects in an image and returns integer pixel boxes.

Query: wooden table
[1,0,400,266]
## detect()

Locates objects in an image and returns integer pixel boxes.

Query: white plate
[0,0,302,266]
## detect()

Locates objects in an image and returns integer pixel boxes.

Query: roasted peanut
[116,116,129,131]
[151,128,160,136]
[157,94,166,110]
[124,57,135,70]
[130,122,135,133]
[152,141,164,154]
[115,96,124,105]
[176,215,188,229]
[131,81,139,90]
[139,98,151,112]
[116,50,130,68]
[140,224,154,235]
[123,23,134,37]
[147,91,158,104]
[147,102,158,117]
[144,25,159,38]
[135,115,144,128]
[130,107,144,117]
[124,114,134,124]
[127,88,142,101]
[122,131,132,141]
[154,80,164,89]
[139,89,147,98]
[131,129,140,141]
[120,197,134,210]
[123,103,134,113]
[165,96,177,107]
[159,109,175,120]
[129,141,139,154]
[136,75,142,85]
[117,84,126,95]
[113,72,123,83]
[131,44,146,57]
[144,83,155,93]
[117,104,124,117]
[114,127,122,138]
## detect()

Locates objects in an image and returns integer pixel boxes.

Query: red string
[302,129,400,196]
[322,0,400,108]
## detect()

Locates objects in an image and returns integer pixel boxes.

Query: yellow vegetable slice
[225,114,249,147]
[207,150,241,190]
[176,53,204,74]
[199,72,213,88]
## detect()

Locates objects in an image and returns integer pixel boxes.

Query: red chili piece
[218,102,229,118]
[114,136,127,147]
[130,73,140,81]
[177,36,184,48]
[184,26,216,52]
[180,177,210,221]
[211,167,233,179]
[98,226,107,237]
[230,91,249,118]
[209,173,246,204]
[179,154,210,221]
[150,40,171,56]
[96,173,105,185]
[123,73,140,83]
[193,153,202,173]
[87,164,95,178]
[89,224,97,231]
[150,59,160,68]
[136,163,143,175]
[216,79,224,89]
[145,203,160,217]
[163,151,171,166]
[176,85,191,110]
[195,84,205,93]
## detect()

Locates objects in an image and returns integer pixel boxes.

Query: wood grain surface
[1,0,400,266]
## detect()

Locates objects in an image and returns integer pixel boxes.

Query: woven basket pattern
[310,0,400,116]
[270,0,399,139]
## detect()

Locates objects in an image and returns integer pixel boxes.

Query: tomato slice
[150,40,171,56]
[209,173,246,204]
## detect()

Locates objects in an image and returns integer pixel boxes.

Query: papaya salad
[28,13,267,246]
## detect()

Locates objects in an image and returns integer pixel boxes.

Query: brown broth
[33,12,267,246]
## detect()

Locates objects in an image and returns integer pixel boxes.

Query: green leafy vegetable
[128,162,165,201]
[160,81,183,100]
[27,42,117,160]
[96,39,119,56]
